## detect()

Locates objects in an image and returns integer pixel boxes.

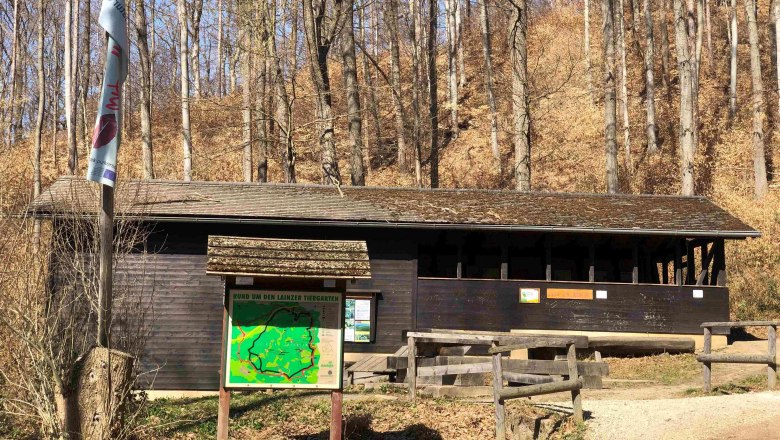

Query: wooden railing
[405,330,592,439]
[698,321,778,392]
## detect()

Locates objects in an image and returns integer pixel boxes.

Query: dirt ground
[528,340,780,440]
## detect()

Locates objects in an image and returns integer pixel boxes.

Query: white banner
[86,0,128,186]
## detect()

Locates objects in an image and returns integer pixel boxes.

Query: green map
[225,290,343,389]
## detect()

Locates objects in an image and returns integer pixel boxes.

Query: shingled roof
[29,176,759,238]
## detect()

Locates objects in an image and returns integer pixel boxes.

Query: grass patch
[136,390,583,439]
[682,374,769,397]
[606,353,700,385]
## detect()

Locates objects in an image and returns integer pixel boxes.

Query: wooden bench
[698,321,778,392]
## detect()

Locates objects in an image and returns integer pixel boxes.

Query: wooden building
[31,177,759,391]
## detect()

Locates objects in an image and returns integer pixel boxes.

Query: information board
[225,290,343,389]
[344,298,372,343]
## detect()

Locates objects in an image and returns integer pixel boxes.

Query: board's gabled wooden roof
[29,176,760,238]
[207,236,371,279]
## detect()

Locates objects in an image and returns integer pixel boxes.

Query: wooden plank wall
[416,278,729,335]
[115,254,225,391]
[118,223,416,390]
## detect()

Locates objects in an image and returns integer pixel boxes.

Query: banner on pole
[87,0,128,187]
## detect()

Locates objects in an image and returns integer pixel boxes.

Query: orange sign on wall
[546,288,594,300]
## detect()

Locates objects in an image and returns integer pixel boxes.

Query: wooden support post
[703,326,712,392]
[701,244,710,285]
[686,240,695,285]
[632,240,639,284]
[330,390,343,440]
[407,336,417,402]
[545,236,552,281]
[217,298,231,440]
[456,238,463,279]
[491,342,506,440]
[500,239,508,280]
[588,242,595,282]
[675,241,683,286]
[662,255,669,285]
[769,325,777,390]
[97,185,114,347]
[713,239,727,286]
[567,343,583,422]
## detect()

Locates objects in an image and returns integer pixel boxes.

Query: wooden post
[491,342,506,440]
[713,239,727,286]
[674,241,683,286]
[96,185,114,347]
[330,390,343,440]
[588,242,595,282]
[768,325,777,390]
[701,244,710,285]
[407,336,417,401]
[567,343,583,422]
[217,293,231,440]
[500,238,508,280]
[686,240,695,285]
[632,240,639,284]
[703,326,712,392]
[545,236,552,281]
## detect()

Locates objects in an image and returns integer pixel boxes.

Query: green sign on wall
[224,290,343,389]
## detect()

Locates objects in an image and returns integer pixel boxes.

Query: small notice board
[224,289,344,389]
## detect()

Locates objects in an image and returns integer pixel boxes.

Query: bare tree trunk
[457,0,466,88]
[359,0,380,165]
[65,0,77,174]
[615,0,631,169]
[51,27,61,173]
[217,0,224,97]
[79,0,91,154]
[674,0,696,195]
[178,0,193,181]
[302,0,347,185]
[660,0,671,87]
[256,59,268,183]
[644,0,658,154]
[446,0,460,138]
[705,0,713,77]
[239,0,253,183]
[5,0,20,148]
[729,0,738,119]
[584,0,597,104]
[604,0,619,193]
[341,0,366,185]
[136,0,155,179]
[189,0,203,98]
[775,0,780,131]
[409,0,423,184]
[35,0,45,201]
[510,0,531,191]
[480,0,500,169]
[693,0,702,150]
[429,0,440,188]
[386,0,410,171]
[745,0,769,198]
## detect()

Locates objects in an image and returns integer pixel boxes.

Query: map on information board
[225,290,343,389]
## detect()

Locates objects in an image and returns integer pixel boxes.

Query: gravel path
[575,391,780,440]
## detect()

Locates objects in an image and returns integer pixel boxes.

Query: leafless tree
[136,0,155,179]
[480,0,501,169]
[341,0,366,185]
[644,0,658,154]
[744,0,768,199]
[385,0,411,172]
[510,0,531,191]
[178,0,193,181]
[673,0,696,195]
[429,0,440,188]
[604,0,619,193]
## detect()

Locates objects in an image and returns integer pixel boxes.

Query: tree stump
[74,346,135,439]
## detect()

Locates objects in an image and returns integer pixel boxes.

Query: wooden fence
[698,321,778,392]
[405,330,594,439]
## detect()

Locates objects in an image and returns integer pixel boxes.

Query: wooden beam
[768,326,777,390]
[632,239,639,284]
[587,336,695,352]
[702,326,712,392]
[504,359,609,376]
[701,320,780,328]
[407,336,416,402]
[491,344,506,440]
[217,296,231,440]
[567,344,583,422]
[713,239,727,286]
[675,240,683,286]
[488,336,583,353]
[498,378,583,400]
[686,240,695,285]
[697,353,775,364]
[416,362,493,377]
[588,242,595,282]
[330,390,342,440]
[503,372,557,385]
[545,235,552,281]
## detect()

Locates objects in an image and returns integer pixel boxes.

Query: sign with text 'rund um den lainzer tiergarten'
[224,290,343,389]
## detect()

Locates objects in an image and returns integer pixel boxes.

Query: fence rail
[698,321,778,392]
